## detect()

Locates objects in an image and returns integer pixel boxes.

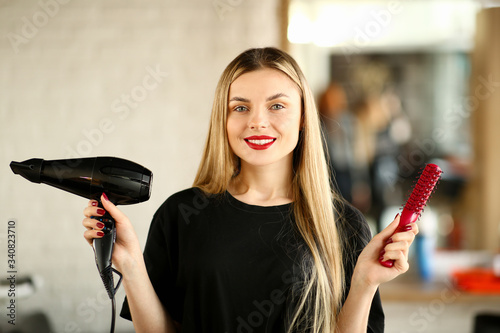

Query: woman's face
[226,68,302,169]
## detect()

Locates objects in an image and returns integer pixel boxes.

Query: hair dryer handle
[92,203,122,299]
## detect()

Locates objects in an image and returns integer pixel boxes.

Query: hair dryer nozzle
[10,159,44,183]
[10,157,152,205]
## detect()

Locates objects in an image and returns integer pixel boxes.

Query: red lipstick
[244,135,276,150]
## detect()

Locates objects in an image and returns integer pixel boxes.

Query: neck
[228,159,294,206]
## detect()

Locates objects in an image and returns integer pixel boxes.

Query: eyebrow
[228,93,290,103]
[229,96,250,103]
[266,92,289,101]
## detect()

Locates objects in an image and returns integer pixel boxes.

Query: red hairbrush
[380,163,443,268]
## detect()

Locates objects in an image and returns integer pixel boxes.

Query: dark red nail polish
[96,222,105,229]
[395,213,400,219]
[97,231,105,237]
[97,208,106,215]
[386,238,393,244]
[380,249,385,255]
[102,193,109,201]
[91,201,98,207]
[404,225,412,231]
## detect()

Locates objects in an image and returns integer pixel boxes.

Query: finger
[83,206,107,218]
[100,193,127,222]
[399,222,419,234]
[83,228,105,245]
[381,242,411,264]
[386,248,410,272]
[383,241,410,257]
[384,222,417,251]
[393,257,410,273]
[375,214,401,242]
[383,237,415,260]
[383,230,415,259]
[82,217,106,230]
[88,200,99,207]
[411,222,419,236]
[390,228,416,244]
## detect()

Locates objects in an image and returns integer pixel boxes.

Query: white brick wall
[0,1,280,332]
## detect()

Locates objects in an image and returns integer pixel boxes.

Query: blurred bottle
[415,209,438,282]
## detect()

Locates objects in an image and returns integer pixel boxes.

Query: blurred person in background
[349,60,411,231]
[318,82,370,210]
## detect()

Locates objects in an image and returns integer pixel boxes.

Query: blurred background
[1,0,500,332]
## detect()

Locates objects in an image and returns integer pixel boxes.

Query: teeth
[247,139,274,145]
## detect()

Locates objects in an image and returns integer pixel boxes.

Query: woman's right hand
[82,193,143,275]
[84,195,178,332]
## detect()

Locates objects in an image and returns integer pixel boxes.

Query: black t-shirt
[120,187,384,332]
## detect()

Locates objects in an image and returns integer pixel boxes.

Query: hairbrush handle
[380,163,442,268]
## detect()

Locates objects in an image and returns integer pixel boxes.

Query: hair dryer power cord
[102,267,122,333]
[111,296,116,333]
[96,256,122,333]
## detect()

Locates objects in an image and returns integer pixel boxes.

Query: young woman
[82,47,417,333]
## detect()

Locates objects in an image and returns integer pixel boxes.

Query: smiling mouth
[245,138,275,145]
[244,136,277,150]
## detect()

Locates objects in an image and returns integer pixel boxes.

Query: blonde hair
[193,47,344,332]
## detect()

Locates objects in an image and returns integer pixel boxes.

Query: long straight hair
[193,47,344,332]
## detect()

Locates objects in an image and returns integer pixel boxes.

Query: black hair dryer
[10,157,153,299]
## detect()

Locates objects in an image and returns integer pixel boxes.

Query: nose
[248,109,269,130]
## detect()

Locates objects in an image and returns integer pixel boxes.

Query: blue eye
[234,106,248,112]
[271,104,284,110]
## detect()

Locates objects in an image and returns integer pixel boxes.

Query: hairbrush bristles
[405,164,442,214]
[380,163,442,268]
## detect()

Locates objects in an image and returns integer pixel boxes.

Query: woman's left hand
[352,214,419,290]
